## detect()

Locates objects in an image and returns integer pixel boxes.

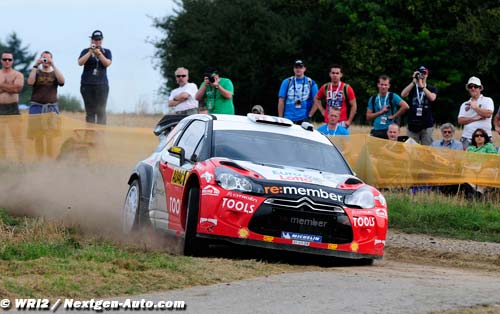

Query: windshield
[213,130,352,174]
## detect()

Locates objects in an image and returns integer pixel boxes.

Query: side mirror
[168,146,185,165]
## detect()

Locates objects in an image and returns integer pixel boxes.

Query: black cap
[294,60,305,67]
[90,30,103,40]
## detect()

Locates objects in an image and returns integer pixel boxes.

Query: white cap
[466,76,483,90]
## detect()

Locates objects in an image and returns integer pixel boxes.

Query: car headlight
[344,187,375,208]
[215,168,262,193]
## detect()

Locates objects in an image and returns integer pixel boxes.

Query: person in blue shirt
[278,60,318,124]
[366,75,409,139]
[431,123,463,150]
[317,108,349,136]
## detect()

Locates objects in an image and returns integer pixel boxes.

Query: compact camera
[41,58,48,63]
[204,73,216,83]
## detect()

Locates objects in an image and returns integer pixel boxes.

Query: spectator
[195,67,234,114]
[457,76,493,149]
[466,128,497,153]
[278,60,318,124]
[366,75,409,139]
[431,123,463,150]
[401,66,438,145]
[78,30,112,124]
[27,51,65,158]
[308,64,357,127]
[386,123,400,141]
[317,107,349,136]
[0,51,24,159]
[168,67,198,115]
[251,105,264,115]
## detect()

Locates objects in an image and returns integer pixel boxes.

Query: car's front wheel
[183,187,207,256]
[123,179,147,233]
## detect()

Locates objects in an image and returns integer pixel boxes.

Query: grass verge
[387,191,500,242]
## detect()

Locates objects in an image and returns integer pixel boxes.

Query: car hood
[230,160,362,189]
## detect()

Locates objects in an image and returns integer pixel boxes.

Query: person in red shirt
[308,64,357,127]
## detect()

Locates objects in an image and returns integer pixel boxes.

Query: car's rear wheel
[184,187,207,256]
[123,179,147,233]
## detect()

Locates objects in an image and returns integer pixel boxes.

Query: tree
[58,94,83,112]
[154,0,500,125]
[0,32,37,104]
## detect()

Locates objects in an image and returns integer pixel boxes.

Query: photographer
[27,51,65,158]
[401,66,437,145]
[195,67,234,114]
[77,30,112,124]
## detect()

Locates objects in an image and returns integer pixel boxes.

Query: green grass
[387,191,500,242]
[1,191,499,298]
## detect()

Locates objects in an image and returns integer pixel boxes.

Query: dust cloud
[0,160,179,252]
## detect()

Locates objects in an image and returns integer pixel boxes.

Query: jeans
[81,84,109,124]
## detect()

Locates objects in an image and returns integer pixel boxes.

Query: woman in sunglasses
[466,128,497,153]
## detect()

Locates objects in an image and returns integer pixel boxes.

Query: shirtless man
[0,51,25,159]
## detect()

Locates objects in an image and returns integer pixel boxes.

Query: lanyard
[292,77,306,101]
[377,94,388,112]
[415,86,425,106]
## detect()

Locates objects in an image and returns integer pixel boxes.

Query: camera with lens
[91,44,96,50]
[414,72,425,79]
[204,72,216,83]
[41,58,48,63]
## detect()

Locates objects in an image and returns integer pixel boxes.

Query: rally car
[123,113,388,262]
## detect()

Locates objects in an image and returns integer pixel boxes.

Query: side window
[176,120,206,161]
[164,119,189,151]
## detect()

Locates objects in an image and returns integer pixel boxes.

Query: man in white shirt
[457,76,494,149]
[168,67,198,115]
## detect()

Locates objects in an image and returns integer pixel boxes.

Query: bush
[58,94,83,112]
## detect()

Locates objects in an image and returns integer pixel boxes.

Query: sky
[0,0,176,113]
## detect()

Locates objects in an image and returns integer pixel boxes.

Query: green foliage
[154,0,500,124]
[388,192,500,242]
[0,33,37,104]
[58,94,83,112]
[0,208,18,226]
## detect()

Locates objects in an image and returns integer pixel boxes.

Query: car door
[158,119,207,232]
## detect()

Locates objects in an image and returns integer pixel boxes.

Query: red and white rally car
[123,113,388,262]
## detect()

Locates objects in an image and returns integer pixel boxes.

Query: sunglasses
[468,84,481,89]
[474,133,485,138]
[2,58,12,61]
[442,130,452,134]
[176,75,187,78]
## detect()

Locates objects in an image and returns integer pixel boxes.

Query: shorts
[0,103,20,115]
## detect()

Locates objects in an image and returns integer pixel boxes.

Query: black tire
[183,187,207,256]
[123,179,150,233]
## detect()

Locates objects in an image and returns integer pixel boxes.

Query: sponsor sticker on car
[281,231,322,243]
[171,168,189,186]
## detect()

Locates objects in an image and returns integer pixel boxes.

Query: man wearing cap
[457,76,494,149]
[278,60,318,124]
[195,67,234,114]
[168,67,198,115]
[309,64,357,128]
[401,66,438,145]
[78,30,112,124]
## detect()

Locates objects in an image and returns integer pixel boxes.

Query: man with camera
[168,67,198,115]
[78,30,112,124]
[401,65,438,145]
[278,60,318,124]
[195,67,234,114]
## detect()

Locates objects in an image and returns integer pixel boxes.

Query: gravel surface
[387,230,500,257]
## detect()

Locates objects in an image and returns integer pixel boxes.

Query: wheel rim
[123,184,139,233]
